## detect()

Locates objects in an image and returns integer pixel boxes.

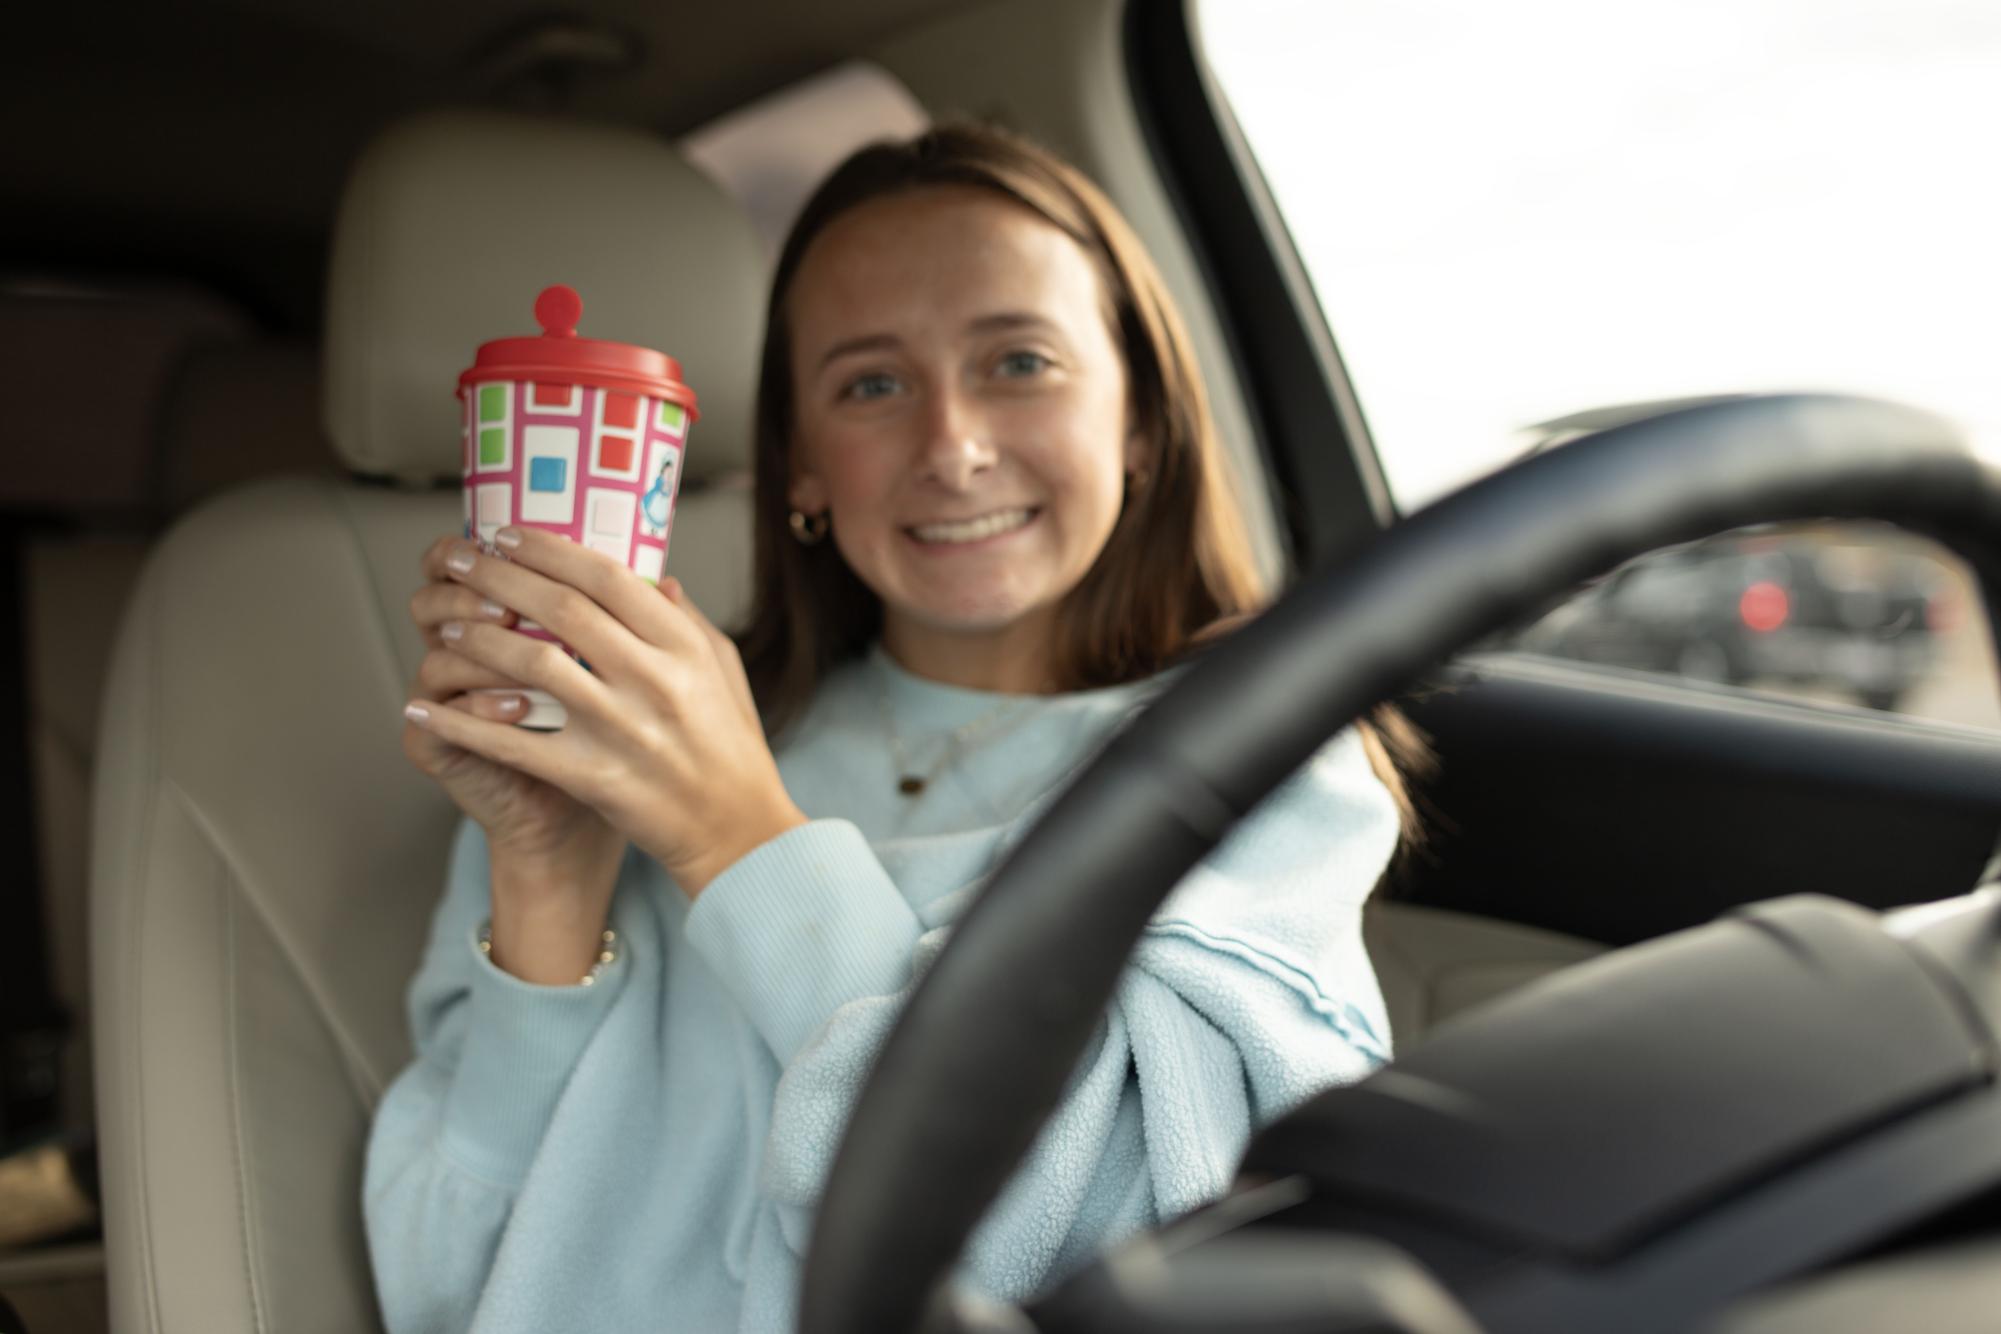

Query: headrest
[0,285,244,513]
[158,340,338,514]
[323,110,768,487]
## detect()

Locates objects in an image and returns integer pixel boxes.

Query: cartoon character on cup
[643,455,675,531]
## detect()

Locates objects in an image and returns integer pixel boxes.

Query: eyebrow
[814,311,1060,372]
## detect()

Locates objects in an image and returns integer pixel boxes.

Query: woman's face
[785,185,1138,665]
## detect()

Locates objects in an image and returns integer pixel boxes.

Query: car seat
[86,109,766,1334]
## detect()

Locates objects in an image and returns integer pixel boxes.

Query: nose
[917,385,997,491]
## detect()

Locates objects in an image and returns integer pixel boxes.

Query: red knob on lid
[535,285,583,339]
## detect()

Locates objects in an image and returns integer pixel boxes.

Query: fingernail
[403,702,430,724]
[441,621,465,642]
[494,696,523,714]
[446,549,475,575]
[495,527,523,550]
[478,599,507,619]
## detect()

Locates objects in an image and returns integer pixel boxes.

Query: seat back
[89,110,766,1333]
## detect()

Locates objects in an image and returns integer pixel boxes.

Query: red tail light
[1740,580,1789,632]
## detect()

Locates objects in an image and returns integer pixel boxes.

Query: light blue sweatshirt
[364,646,1399,1333]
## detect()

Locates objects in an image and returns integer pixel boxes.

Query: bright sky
[1200,0,2001,509]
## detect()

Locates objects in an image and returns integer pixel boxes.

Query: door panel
[1394,653,2001,947]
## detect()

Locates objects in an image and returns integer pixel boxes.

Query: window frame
[1123,0,1396,572]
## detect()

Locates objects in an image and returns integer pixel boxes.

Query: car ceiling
[4,0,981,325]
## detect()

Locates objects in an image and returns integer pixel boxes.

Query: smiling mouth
[906,507,1039,545]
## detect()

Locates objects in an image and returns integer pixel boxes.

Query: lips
[906,507,1038,544]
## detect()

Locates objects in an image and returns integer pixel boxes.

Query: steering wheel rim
[799,393,1996,1334]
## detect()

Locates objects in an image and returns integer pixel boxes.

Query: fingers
[417,643,538,699]
[401,690,488,777]
[439,528,703,684]
[436,617,616,719]
[411,583,518,647]
[414,534,519,650]
[402,689,573,794]
[460,690,530,723]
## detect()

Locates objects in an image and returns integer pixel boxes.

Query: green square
[478,384,508,423]
[658,401,685,432]
[479,427,507,465]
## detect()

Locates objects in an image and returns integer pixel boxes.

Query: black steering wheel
[798,394,1997,1333]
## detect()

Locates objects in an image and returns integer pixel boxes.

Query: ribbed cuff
[439,923,627,1187]
[684,819,921,1065]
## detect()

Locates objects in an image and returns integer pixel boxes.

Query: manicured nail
[495,527,523,550]
[441,621,465,642]
[478,599,507,619]
[403,702,430,724]
[446,549,475,575]
[494,696,523,714]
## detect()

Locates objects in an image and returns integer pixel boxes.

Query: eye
[840,371,901,403]
[996,350,1051,378]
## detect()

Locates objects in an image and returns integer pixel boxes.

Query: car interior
[5,1,2001,1331]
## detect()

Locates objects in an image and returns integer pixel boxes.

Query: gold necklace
[876,681,1033,797]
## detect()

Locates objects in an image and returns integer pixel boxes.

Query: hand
[402,527,807,897]
[401,534,629,899]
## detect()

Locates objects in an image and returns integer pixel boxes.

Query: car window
[1510,520,2000,728]
[1197,0,2001,729]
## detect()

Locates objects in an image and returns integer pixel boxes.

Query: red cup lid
[457,284,699,418]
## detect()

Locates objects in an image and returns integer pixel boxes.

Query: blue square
[530,457,568,492]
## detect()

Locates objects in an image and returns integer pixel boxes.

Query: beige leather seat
[88,110,765,1333]
[47,340,334,1131]
[1365,899,1604,1046]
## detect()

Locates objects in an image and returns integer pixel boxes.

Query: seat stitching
[223,870,271,1333]
[326,479,428,723]
[165,780,379,1110]
[120,560,166,1334]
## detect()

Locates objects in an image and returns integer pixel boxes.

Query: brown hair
[734,123,1426,842]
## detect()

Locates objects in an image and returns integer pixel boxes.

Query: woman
[374,124,1416,1333]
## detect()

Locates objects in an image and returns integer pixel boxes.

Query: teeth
[910,508,1034,544]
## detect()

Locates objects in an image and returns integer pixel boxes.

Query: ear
[1122,425,1150,476]
[788,471,828,515]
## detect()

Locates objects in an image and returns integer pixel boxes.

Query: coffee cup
[457,284,698,729]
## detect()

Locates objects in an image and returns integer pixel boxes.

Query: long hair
[733,123,1426,840]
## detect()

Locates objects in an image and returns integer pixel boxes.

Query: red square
[532,381,571,407]
[597,434,636,473]
[603,391,640,429]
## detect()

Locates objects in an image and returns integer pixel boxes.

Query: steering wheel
[798,394,1996,1333]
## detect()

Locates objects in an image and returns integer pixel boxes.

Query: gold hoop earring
[789,509,830,545]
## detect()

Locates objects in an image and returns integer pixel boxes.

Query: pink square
[590,490,636,538]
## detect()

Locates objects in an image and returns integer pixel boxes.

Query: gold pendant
[898,775,926,796]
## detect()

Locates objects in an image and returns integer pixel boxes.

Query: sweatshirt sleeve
[696,726,1400,1327]
[362,817,632,1334]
